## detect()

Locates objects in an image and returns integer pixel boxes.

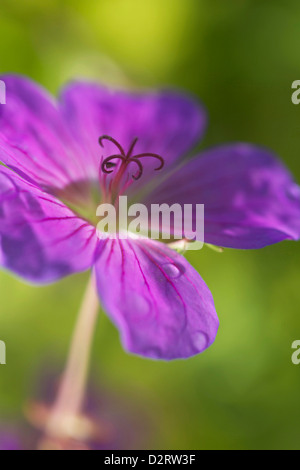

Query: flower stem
[45,275,99,440]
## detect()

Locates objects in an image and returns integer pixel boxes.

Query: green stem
[45,275,99,439]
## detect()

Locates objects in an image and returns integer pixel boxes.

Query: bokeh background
[0,0,300,450]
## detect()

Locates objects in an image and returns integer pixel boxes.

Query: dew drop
[162,263,182,279]
[192,331,209,351]
[286,184,300,201]
[128,292,151,317]
[145,347,161,359]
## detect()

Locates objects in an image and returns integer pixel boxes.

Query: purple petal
[0,75,89,192]
[0,76,205,198]
[60,82,206,183]
[0,167,98,284]
[145,144,300,249]
[94,238,218,360]
[0,433,22,451]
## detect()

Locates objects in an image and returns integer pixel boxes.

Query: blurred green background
[0,0,300,450]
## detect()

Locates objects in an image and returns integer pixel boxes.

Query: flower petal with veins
[0,167,99,284]
[95,238,218,360]
[145,144,300,248]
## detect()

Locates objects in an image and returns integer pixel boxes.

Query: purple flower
[0,75,299,360]
[0,432,22,450]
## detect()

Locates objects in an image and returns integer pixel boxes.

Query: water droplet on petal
[127,292,151,318]
[192,331,209,351]
[162,263,183,279]
[286,184,300,201]
[145,347,161,359]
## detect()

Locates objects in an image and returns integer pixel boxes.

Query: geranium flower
[0,75,299,360]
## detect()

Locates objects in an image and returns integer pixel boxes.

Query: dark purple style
[0,75,299,360]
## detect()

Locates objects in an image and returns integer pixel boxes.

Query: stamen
[99,135,125,156]
[130,158,143,180]
[101,155,126,174]
[127,137,138,158]
[133,153,165,171]
[98,135,165,182]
